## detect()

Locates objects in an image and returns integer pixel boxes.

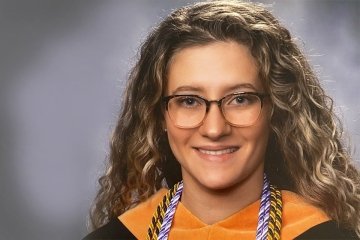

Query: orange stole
[119,189,330,240]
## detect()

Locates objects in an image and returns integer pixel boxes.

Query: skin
[165,41,271,225]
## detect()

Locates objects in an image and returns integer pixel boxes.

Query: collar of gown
[119,188,330,240]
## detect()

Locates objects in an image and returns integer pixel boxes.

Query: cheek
[240,107,271,148]
[255,115,271,139]
[255,115,271,153]
[165,116,191,159]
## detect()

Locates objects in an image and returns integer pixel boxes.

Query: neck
[180,169,264,225]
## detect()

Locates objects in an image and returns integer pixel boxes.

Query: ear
[160,98,167,131]
[161,116,167,133]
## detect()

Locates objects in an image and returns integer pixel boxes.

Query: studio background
[0,0,359,239]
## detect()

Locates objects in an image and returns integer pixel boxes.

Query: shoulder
[83,189,167,240]
[295,220,359,239]
[118,188,168,239]
[281,190,358,239]
[281,190,329,239]
[82,218,136,240]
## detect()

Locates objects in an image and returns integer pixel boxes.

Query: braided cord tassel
[267,185,282,240]
[158,182,183,240]
[256,174,271,240]
[146,183,180,240]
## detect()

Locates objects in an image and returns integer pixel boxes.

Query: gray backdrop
[0,0,359,239]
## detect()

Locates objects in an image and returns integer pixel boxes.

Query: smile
[196,147,239,156]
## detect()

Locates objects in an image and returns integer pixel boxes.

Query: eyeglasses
[163,92,268,128]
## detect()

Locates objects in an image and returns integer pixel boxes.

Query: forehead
[166,41,262,96]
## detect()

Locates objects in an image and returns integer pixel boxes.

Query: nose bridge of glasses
[203,98,227,125]
[204,98,224,112]
[200,97,231,134]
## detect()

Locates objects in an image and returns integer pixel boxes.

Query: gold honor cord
[267,186,282,240]
[147,182,180,240]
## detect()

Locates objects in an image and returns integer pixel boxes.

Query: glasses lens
[167,96,206,128]
[222,93,262,126]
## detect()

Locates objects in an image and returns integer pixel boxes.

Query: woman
[84,1,360,239]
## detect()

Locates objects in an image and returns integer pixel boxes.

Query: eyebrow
[171,86,204,94]
[171,83,258,95]
[227,83,258,92]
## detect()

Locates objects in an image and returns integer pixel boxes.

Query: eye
[227,94,257,106]
[175,96,202,108]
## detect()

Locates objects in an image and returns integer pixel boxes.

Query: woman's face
[165,41,271,192]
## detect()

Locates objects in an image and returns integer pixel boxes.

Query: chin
[198,175,243,192]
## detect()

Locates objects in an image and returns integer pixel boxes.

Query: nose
[198,103,231,140]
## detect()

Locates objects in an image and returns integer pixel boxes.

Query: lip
[193,146,239,162]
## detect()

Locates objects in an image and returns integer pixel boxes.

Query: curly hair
[89,0,360,236]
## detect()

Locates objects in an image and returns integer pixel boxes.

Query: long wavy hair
[89,0,360,236]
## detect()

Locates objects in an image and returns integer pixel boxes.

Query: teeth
[198,148,236,155]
